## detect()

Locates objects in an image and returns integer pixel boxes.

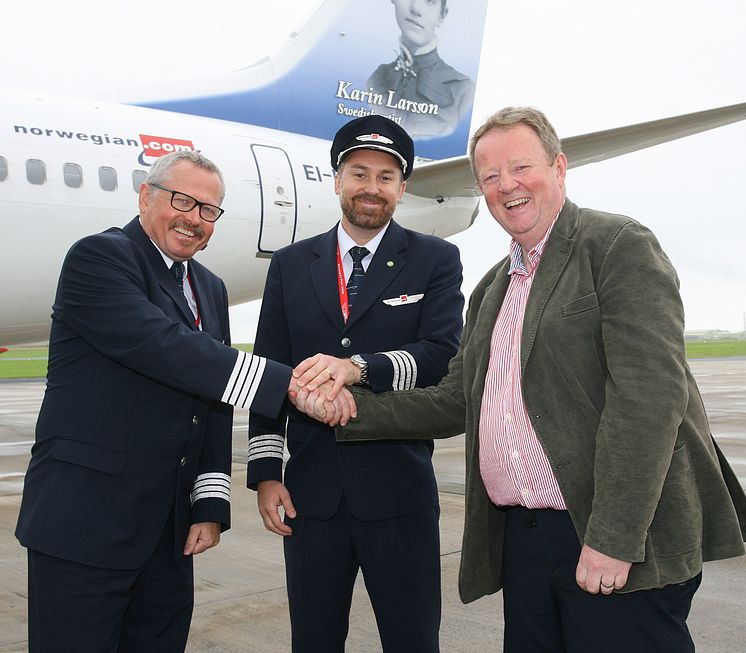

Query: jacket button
[192,416,199,425]
[341,337,351,348]
[179,457,187,467]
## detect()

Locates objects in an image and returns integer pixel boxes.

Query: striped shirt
[478,215,566,509]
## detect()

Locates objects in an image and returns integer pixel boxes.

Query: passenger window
[98,166,117,191]
[0,156,7,181]
[26,159,47,185]
[63,163,83,188]
[132,170,147,192]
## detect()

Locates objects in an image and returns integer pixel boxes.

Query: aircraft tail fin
[128,0,489,160]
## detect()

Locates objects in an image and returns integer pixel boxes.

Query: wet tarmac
[0,358,744,652]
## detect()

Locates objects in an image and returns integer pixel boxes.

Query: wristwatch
[349,354,369,386]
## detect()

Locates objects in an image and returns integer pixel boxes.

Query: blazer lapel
[343,221,406,331]
[520,201,578,372]
[123,217,196,328]
[310,226,347,331]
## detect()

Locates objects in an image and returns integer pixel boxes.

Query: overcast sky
[3,0,744,338]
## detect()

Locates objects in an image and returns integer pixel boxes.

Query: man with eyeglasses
[16,151,353,652]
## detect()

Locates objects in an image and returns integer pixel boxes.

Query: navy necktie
[346,246,369,309]
[170,261,185,290]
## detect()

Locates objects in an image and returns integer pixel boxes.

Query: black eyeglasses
[149,183,225,223]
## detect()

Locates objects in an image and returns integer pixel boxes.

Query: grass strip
[1,341,742,379]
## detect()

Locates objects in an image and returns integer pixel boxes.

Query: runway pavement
[0,359,744,652]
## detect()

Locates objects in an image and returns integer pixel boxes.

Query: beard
[340,193,397,231]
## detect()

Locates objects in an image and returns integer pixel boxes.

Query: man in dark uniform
[248,115,464,652]
[16,151,296,652]
[367,0,475,138]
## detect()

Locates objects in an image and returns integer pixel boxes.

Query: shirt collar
[139,217,188,275]
[337,220,390,259]
[508,205,563,277]
[400,37,438,58]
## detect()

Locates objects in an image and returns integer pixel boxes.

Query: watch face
[350,354,368,385]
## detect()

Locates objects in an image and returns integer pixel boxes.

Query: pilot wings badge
[382,293,424,306]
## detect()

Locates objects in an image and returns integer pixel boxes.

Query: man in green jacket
[293,107,746,652]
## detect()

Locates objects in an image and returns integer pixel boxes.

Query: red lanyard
[336,242,350,323]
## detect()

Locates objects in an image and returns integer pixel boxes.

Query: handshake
[286,354,360,426]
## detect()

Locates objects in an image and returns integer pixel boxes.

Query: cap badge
[356,133,394,144]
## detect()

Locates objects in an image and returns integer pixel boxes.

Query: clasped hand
[287,354,359,425]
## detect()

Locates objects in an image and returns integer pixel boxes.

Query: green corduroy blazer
[338,199,746,603]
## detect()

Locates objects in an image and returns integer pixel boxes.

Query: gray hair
[145,151,226,203]
[468,107,562,178]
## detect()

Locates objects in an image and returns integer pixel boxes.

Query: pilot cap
[331,115,414,179]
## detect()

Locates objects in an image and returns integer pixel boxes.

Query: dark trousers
[502,507,701,653]
[284,497,441,653]
[27,516,194,653]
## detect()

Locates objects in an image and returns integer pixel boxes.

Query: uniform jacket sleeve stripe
[222,350,248,404]
[193,472,231,484]
[236,356,267,409]
[221,351,268,408]
[249,433,284,455]
[190,489,231,505]
[382,350,418,391]
[191,473,231,505]
[249,434,284,446]
[193,479,230,490]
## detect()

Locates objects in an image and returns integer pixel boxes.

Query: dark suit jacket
[339,200,746,599]
[16,217,290,569]
[248,220,463,521]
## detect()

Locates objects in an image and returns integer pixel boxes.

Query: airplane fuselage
[0,88,478,345]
